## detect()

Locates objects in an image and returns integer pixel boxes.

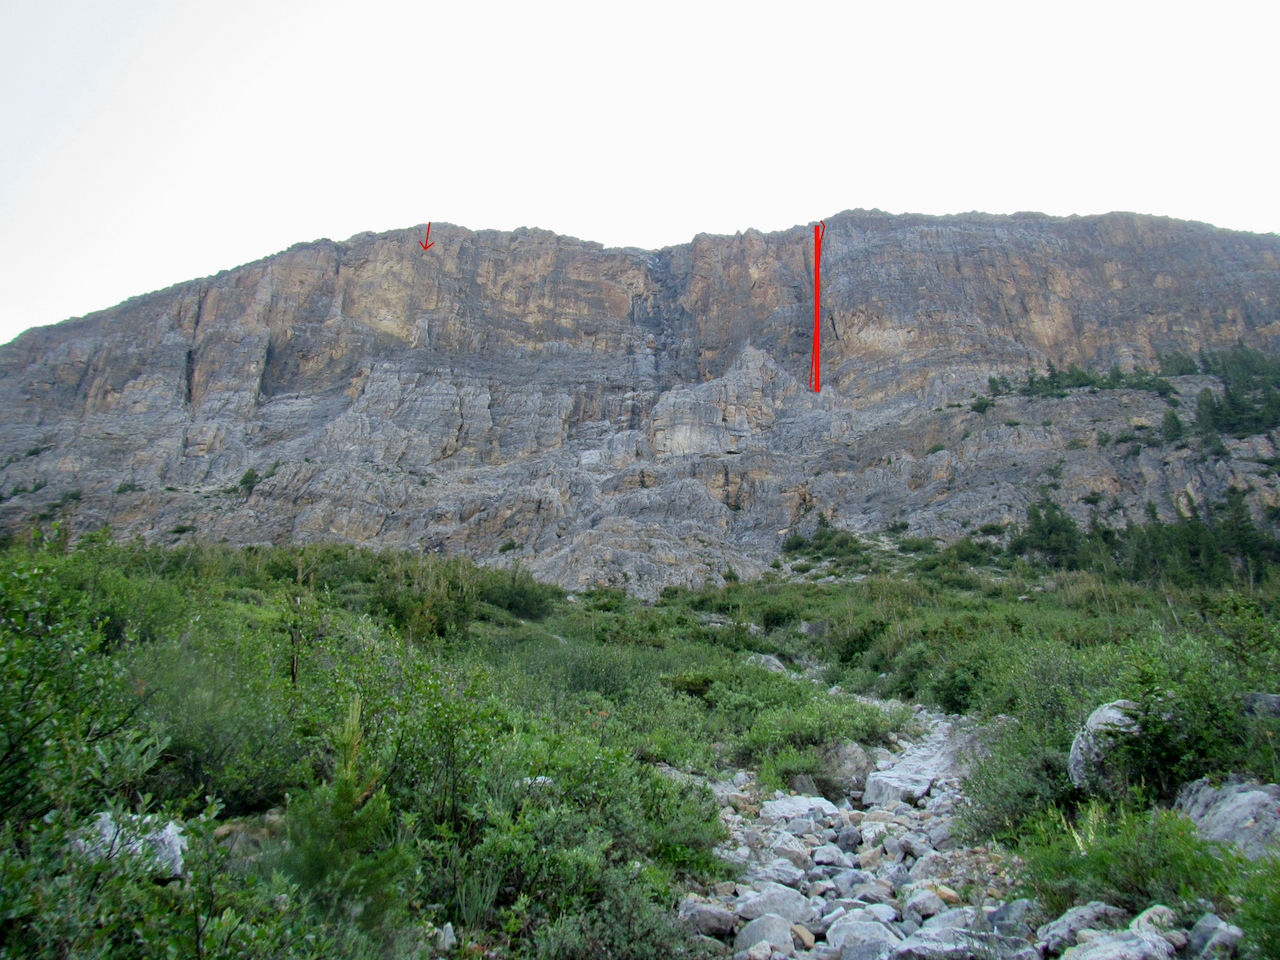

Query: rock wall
[2,210,1278,593]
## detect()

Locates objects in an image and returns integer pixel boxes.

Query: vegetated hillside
[1,211,1278,594]
[2,496,1278,957]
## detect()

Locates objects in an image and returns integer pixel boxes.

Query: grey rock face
[989,898,1042,940]
[760,796,840,824]
[876,861,911,889]
[920,907,982,931]
[679,897,737,937]
[735,912,795,954]
[831,869,877,898]
[815,741,876,799]
[736,881,816,924]
[825,918,902,952]
[841,943,892,960]
[1186,913,1243,959]
[903,888,946,919]
[836,825,863,853]
[433,923,456,952]
[862,720,975,806]
[1128,905,1177,937]
[756,857,808,886]
[1037,902,1130,955]
[770,832,816,870]
[3,213,1279,594]
[907,852,942,881]
[74,811,186,877]
[1057,930,1174,960]
[889,928,1040,960]
[813,843,852,867]
[1177,776,1280,858]
[863,769,933,808]
[1068,701,1140,791]
[926,822,955,851]
[899,832,933,859]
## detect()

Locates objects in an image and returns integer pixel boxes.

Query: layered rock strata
[2,211,1278,592]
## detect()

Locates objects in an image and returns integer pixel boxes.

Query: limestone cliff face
[2,211,1278,594]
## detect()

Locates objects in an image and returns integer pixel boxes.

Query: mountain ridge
[31,208,1273,330]
[2,209,1278,594]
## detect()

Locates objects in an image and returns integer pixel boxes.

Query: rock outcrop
[1176,776,1280,859]
[1068,700,1141,792]
[2,211,1279,593]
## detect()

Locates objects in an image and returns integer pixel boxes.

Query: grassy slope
[1,509,1279,956]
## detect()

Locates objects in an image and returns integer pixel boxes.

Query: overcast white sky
[2,0,1276,345]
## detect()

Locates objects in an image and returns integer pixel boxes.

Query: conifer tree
[280,696,413,929]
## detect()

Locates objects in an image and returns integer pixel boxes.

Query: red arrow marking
[810,220,826,392]
[419,222,434,250]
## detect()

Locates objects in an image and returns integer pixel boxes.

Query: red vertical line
[812,221,825,391]
[820,221,826,388]
[811,224,820,390]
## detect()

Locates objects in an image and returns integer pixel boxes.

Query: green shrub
[925,443,946,456]
[277,697,413,931]
[898,537,935,554]
[0,558,136,823]
[959,635,1127,839]
[128,626,316,815]
[1008,499,1080,568]
[1237,854,1280,959]
[367,552,481,642]
[828,617,889,664]
[0,797,376,960]
[427,729,721,950]
[1158,351,1201,377]
[533,868,694,960]
[760,601,798,631]
[1111,633,1257,802]
[782,532,808,552]
[376,662,502,830]
[480,565,563,619]
[743,696,899,759]
[1016,800,1239,916]
[1193,345,1280,438]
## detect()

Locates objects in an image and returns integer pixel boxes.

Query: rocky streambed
[675,704,1253,960]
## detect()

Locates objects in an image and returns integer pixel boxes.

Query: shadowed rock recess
[2,210,1278,594]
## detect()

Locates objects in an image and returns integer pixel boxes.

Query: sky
[1,0,1277,345]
